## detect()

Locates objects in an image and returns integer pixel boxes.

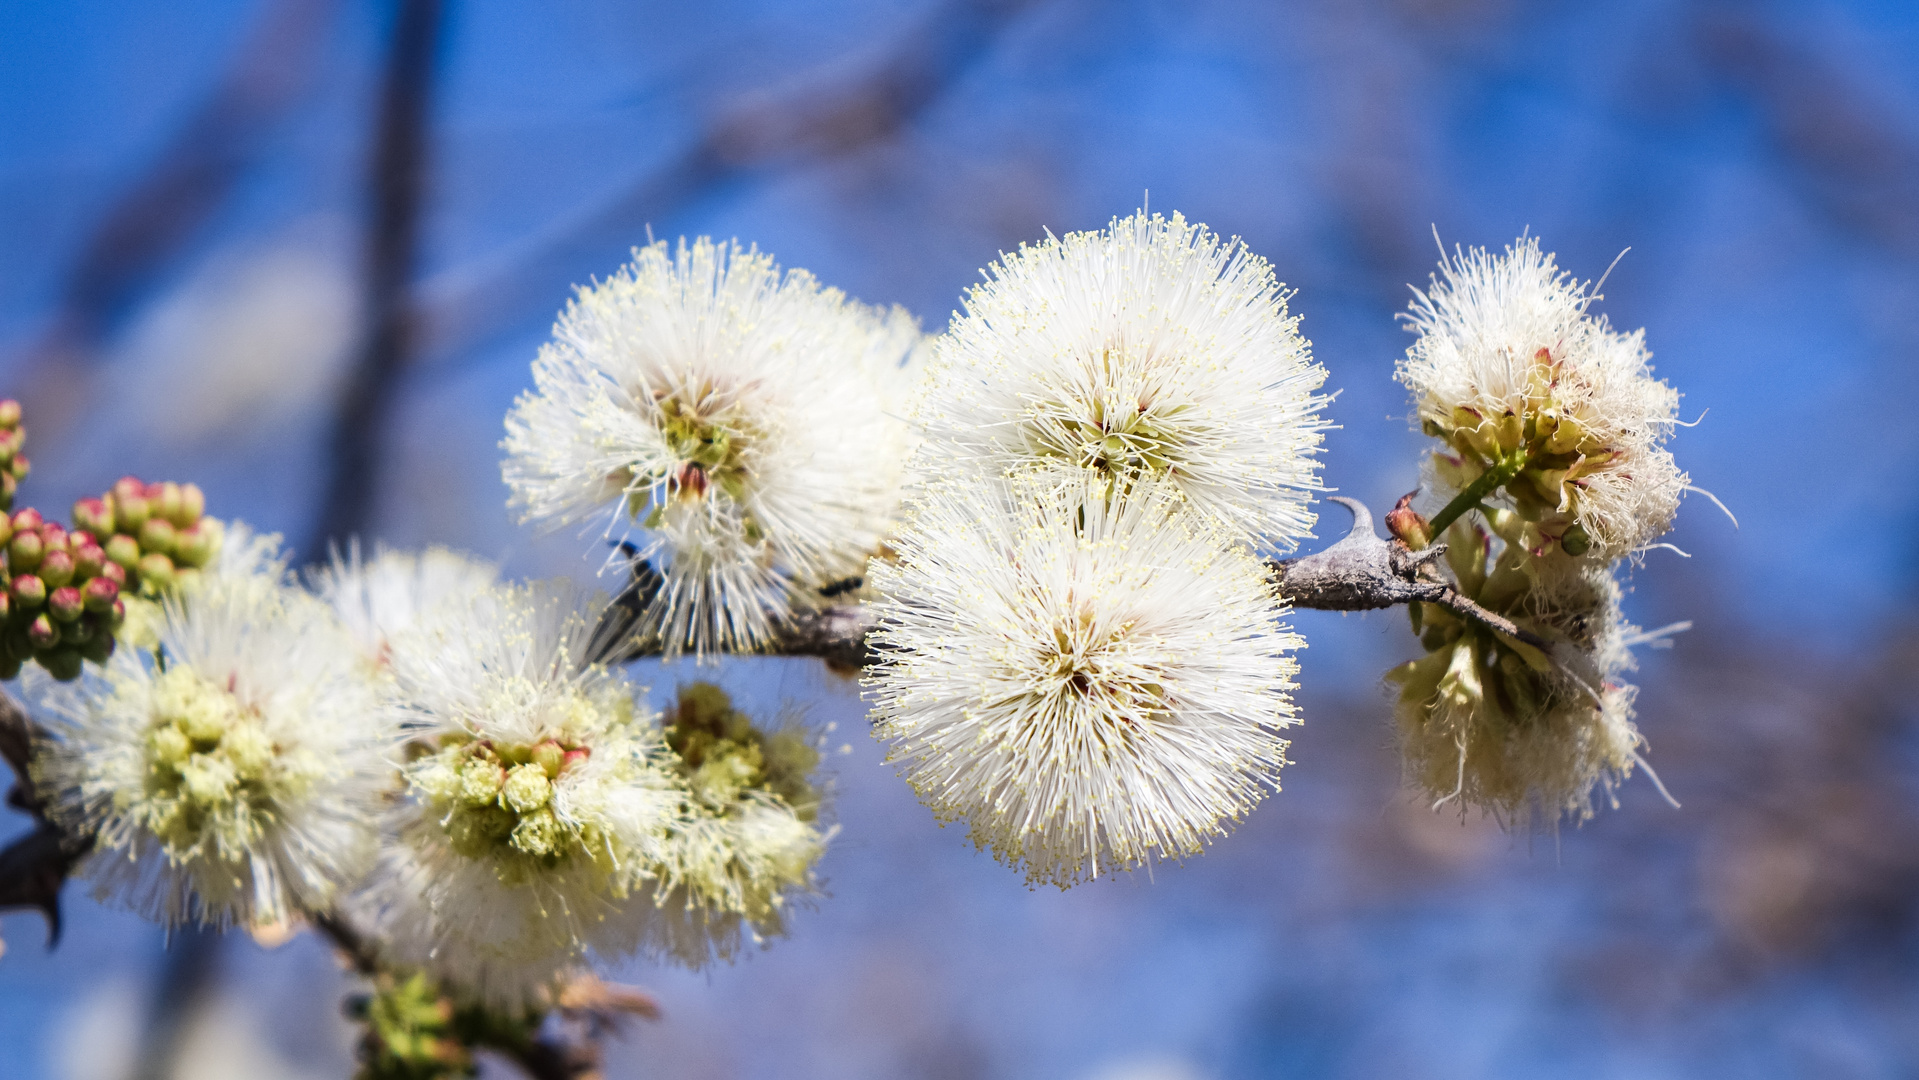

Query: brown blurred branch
[412,0,1045,366]
[0,689,92,946]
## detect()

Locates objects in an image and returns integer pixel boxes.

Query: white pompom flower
[501,237,923,656]
[311,544,499,665]
[865,475,1302,887]
[1398,235,1688,563]
[29,535,398,928]
[914,209,1330,552]
[358,578,683,1008]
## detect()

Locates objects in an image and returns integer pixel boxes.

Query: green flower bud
[8,454,29,481]
[174,519,221,568]
[97,560,126,588]
[531,740,566,778]
[155,483,186,528]
[117,494,151,532]
[179,483,205,524]
[11,573,46,609]
[37,548,73,588]
[0,514,11,550]
[105,534,141,570]
[39,646,81,682]
[8,529,43,572]
[458,759,506,806]
[172,567,202,594]
[501,763,552,812]
[77,631,114,665]
[139,518,177,557]
[72,542,105,580]
[138,552,176,592]
[0,399,19,428]
[414,760,462,803]
[10,508,42,533]
[1559,523,1592,556]
[111,476,145,503]
[0,472,14,511]
[47,585,83,622]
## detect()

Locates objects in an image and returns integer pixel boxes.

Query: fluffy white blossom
[865,476,1301,887]
[913,210,1329,552]
[1388,518,1646,824]
[311,544,499,665]
[501,237,923,656]
[30,535,398,928]
[358,579,682,1008]
[1399,236,1686,563]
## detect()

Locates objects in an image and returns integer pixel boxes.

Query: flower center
[138,665,309,860]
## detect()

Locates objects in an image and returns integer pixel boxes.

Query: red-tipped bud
[138,552,176,591]
[72,543,105,580]
[7,455,28,481]
[97,561,127,588]
[37,548,73,588]
[116,494,150,532]
[562,748,592,772]
[0,471,14,507]
[73,496,113,537]
[0,400,19,428]
[48,585,83,622]
[179,483,206,524]
[106,598,126,631]
[8,529,43,572]
[10,508,42,533]
[0,514,11,549]
[0,429,18,460]
[112,476,145,503]
[1384,492,1434,550]
[38,522,65,551]
[139,517,177,557]
[174,521,219,568]
[10,573,45,609]
[105,534,141,570]
[82,575,119,612]
[26,613,58,650]
[0,592,10,622]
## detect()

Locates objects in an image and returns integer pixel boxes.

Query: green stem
[1424,450,1530,543]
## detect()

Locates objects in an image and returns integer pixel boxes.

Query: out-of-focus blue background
[4,2,1918,1077]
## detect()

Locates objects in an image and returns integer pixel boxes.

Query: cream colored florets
[29,542,399,928]
[501,237,922,656]
[357,579,682,1008]
[865,475,1300,887]
[914,209,1330,552]
[1398,236,1686,565]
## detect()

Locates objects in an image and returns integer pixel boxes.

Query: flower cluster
[1389,237,1691,822]
[502,237,923,656]
[867,210,1326,885]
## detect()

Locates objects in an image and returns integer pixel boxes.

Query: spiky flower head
[28,535,397,928]
[312,545,499,666]
[865,475,1301,887]
[361,578,682,1008]
[914,209,1330,552]
[1387,515,1645,825]
[501,237,922,656]
[1398,236,1686,565]
[634,682,830,967]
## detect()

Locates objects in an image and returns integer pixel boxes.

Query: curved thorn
[1325,495,1376,542]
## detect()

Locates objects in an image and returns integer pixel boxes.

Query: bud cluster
[663,681,820,820]
[72,476,224,597]
[0,507,126,680]
[412,732,597,874]
[0,399,28,512]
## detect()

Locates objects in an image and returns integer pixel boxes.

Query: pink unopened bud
[8,529,43,572]
[11,508,42,533]
[48,585,83,622]
[105,534,141,570]
[173,521,218,568]
[97,561,127,587]
[138,552,176,590]
[1384,492,1433,550]
[73,497,113,537]
[0,399,20,428]
[111,476,145,503]
[562,748,592,772]
[0,592,9,621]
[38,522,65,551]
[11,573,45,609]
[139,517,177,557]
[82,575,119,612]
[7,454,28,481]
[26,613,57,650]
[37,548,73,588]
[72,542,105,580]
[105,598,125,631]
[0,429,18,460]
